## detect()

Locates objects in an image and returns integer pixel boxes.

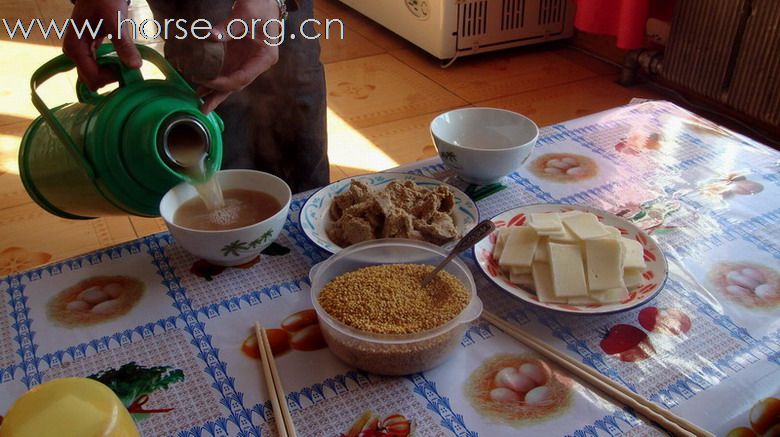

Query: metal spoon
[421,220,496,287]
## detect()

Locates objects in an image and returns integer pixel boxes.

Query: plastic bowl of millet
[310,238,483,376]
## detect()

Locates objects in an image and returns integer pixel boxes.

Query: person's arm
[195,0,284,114]
[62,0,142,91]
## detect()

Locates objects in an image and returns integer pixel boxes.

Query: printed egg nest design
[528,153,598,182]
[708,262,780,309]
[47,276,145,327]
[464,354,573,425]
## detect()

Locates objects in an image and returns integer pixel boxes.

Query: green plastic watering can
[19,43,224,219]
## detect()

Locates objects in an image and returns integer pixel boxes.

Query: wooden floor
[0,0,660,275]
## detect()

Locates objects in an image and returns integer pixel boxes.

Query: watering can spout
[159,113,212,171]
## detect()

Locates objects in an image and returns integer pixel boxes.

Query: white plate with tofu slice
[474,204,668,314]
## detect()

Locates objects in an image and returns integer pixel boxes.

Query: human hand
[63,0,142,91]
[196,0,282,114]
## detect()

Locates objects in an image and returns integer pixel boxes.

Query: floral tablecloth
[1,100,778,437]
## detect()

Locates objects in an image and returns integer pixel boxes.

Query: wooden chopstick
[481,311,713,437]
[254,322,297,437]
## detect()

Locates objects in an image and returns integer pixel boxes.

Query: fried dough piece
[327,179,459,247]
[414,191,441,221]
[383,181,424,212]
[414,212,458,245]
[332,216,375,246]
[382,209,415,238]
[343,199,383,229]
[432,185,455,213]
[330,180,371,220]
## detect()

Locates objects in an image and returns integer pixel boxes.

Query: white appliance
[337,0,576,61]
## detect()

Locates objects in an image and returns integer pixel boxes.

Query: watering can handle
[29,44,197,180]
[30,54,96,179]
[75,44,194,104]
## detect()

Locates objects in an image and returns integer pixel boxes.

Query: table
[1,100,778,436]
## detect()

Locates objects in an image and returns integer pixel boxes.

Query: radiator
[662,0,780,126]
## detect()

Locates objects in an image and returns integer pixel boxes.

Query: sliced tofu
[531,262,566,303]
[620,237,647,270]
[529,213,563,233]
[548,243,588,297]
[535,228,569,237]
[624,268,644,288]
[559,210,584,219]
[495,210,647,308]
[590,286,629,304]
[548,226,578,243]
[584,238,625,291]
[510,272,534,286]
[534,238,550,263]
[567,296,598,305]
[510,266,531,275]
[562,212,610,240]
[498,227,538,270]
[492,228,510,260]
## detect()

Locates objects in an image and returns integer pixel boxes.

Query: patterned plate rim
[300,172,480,254]
[472,203,669,315]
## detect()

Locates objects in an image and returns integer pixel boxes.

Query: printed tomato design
[638,307,691,336]
[241,328,290,359]
[241,309,327,360]
[615,132,663,155]
[599,324,655,362]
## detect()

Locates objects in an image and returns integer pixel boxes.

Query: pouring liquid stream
[181,155,248,230]
[166,124,280,230]
[165,123,237,228]
[189,156,224,210]
[177,158,281,230]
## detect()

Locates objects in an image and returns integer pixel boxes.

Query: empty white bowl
[160,169,291,266]
[431,108,539,185]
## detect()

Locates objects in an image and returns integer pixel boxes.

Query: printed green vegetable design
[220,229,274,257]
[88,362,184,420]
[616,199,680,235]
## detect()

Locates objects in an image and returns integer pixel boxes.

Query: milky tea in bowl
[160,169,292,266]
[173,189,281,231]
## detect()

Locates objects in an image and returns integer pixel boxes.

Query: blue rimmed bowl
[301,172,479,254]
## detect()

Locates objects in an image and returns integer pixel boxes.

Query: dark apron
[145,0,329,193]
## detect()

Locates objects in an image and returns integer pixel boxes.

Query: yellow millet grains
[318,264,470,335]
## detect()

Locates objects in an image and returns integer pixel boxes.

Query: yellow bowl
[0,377,139,437]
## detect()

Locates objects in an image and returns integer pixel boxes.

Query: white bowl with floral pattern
[160,170,291,266]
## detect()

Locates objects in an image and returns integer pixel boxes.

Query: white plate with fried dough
[473,204,668,314]
[301,173,479,254]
